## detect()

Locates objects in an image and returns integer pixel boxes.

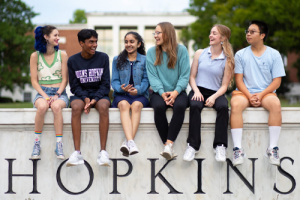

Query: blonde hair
[213,24,235,88]
[154,22,178,69]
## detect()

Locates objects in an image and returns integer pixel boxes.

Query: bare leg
[51,100,66,137]
[230,96,250,128]
[34,98,49,131]
[118,100,133,140]
[261,96,282,126]
[130,101,143,139]
[95,99,110,150]
[71,100,84,151]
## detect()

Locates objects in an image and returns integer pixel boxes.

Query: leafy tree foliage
[0,0,37,93]
[183,0,300,94]
[184,0,300,54]
[69,9,87,24]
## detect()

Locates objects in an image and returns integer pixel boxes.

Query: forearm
[32,80,48,98]
[189,77,200,94]
[260,78,281,97]
[57,78,68,95]
[211,85,227,99]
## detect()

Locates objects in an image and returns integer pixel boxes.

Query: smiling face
[80,36,97,55]
[246,24,266,45]
[154,25,164,46]
[209,26,223,46]
[44,29,59,46]
[124,34,140,54]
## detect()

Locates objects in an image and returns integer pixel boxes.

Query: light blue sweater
[146,44,190,96]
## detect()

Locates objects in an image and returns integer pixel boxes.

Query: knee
[151,101,165,112]
[269,101,281,113]
[98,102,109,115]
[174,102,187,113]
[131,103,143,113]
[118,101,130,112]
[230,99,244,113]
[71,104,83,115]
[190,101,203,111]
[216,103,228,112]
[37,103,48,113]
[51,104,62,114]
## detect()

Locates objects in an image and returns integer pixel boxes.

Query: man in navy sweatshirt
[66,29,111,167]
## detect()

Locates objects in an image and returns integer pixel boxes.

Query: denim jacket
[111,53,149,98]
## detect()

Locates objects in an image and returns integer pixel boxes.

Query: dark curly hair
[77,29,98,43]
[34,25,59,53]
[116,31,146,70]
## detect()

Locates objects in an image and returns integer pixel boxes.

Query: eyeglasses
[245,30,261,35]
[152,32,162,36]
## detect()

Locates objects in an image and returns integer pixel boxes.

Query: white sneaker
[120,141,129,157]
[160,143,178,160]
[265,147,280,166]
[127,140,139,155]
[97,150,110,166]
[183,143,198,162]
[66,151,84,167]
[232,147,245,166]
[214,144,226,162]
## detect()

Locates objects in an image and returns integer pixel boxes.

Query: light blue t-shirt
[196,47,227,91]
[235,46,285,93]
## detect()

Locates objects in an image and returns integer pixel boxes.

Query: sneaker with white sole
[160,143,178,160]
[120,141,129,157]
[183,143,198,162]
[265,147,280,166]
[31,141,41,159]
[232,147,245,166]
[97,150,110,166]
[128,140,139,155]
[55,141,65,160]
[214,144,226,162]
[66,151,84,167]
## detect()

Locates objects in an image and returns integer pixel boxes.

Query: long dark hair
[34,25,59,53]
[116,31,146,70]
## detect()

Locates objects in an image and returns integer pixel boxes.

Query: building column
[138,25,145,38]
[113,24,120,56]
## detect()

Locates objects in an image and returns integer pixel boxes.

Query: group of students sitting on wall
[30,20,285,168]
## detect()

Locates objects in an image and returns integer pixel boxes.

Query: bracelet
[45,97,50,101]
[55,92,61,97]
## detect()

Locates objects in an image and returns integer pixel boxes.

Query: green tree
[69,9,87,24]
[0,0,38,93]
[183,0,300,93]
[184,0,300,53]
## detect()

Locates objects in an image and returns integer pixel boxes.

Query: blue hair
[34,26,59,53]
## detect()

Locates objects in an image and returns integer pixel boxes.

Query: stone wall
[0,108,299,200]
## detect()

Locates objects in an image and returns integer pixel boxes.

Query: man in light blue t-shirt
[230,20,286,167]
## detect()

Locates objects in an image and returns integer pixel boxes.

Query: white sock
[231,128,243,148]
[269,126,281,149]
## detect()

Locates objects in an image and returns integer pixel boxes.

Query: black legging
[187,87,228,150]
[150,92,188,144]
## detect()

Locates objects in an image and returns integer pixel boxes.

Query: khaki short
[231,90,277,103]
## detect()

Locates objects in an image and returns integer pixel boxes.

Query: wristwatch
[55,92,61,97]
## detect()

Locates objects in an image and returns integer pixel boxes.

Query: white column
[113,24,120,56]
[138,25,145,38]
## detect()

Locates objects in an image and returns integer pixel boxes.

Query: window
[96,27,113,59]
[23,92,31,102]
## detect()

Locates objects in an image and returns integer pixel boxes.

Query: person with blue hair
[30,25,69,160]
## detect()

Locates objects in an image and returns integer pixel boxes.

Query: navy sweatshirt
[68,51,110,102]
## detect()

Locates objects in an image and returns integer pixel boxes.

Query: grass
[0,102,33,108]
[0,97,300,108]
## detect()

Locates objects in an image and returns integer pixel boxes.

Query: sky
[22,0,190,24]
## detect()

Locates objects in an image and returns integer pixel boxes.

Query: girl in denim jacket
[111,32,149,156]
